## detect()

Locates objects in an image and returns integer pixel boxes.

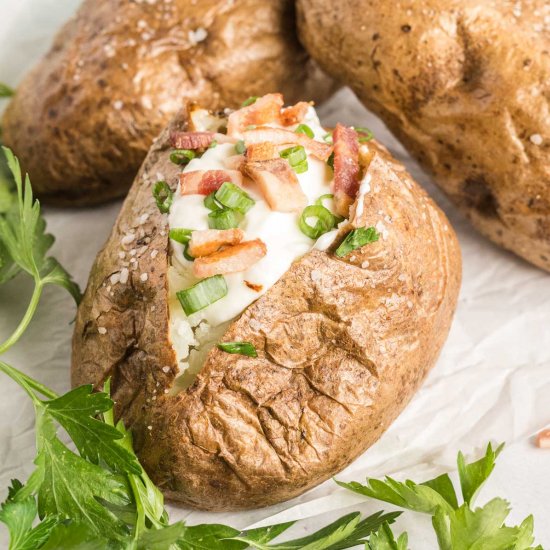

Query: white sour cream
[168,108,336,376]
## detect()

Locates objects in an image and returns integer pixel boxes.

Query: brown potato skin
[1,0,335,207]
[72,109,461,511]
[297,0,550,271]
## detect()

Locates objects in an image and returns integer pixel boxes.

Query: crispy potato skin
[1,0,336,207]
[72,110,461,511]
[297,0,550,271]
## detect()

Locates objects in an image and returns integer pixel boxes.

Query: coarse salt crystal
[140,273,148,282]
[98,327,107,335]
[110,273,120,285]
[113,100,124,110]
[310,269,322,282]
[121,233,135,245]
[530,134,543,145]
[162,366,171,373]
[151,249,159,259]
[361,260,370,269]
[120,268,129,284]
[189,27,208,44]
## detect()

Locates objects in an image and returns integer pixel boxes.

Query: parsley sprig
[338,443,542,549]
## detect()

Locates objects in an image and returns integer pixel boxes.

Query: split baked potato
[1,0,335,207]
[72,94,461,510]
[298,0,550,271]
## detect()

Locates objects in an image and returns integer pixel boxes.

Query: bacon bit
[188,228,244,258]
[193,239,267,278]
[227,93,285,137]
[245,142,278,162]
[536,429,550,449]
[170,130,232,150]
[179,170,243,195]
[243,158,307,212]
[244,280,263,292]
[280,101,311,126]
[333,123,360,217]
[243,127,332,161]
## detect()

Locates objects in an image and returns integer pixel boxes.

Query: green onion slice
[214,182,255,214]
[209,140,218,149]
[355,126,374,143]
[295,124,314,139]
[235,140,246,155]
[241,96,258,107]
[299,205,336,239]
[323,132,333,144]
[208,208,244,230]
[280,145,308,174]
[0,83,14,98]
[169,228,193,244]
[176,275,228,315]
[217,341,258,357]
[315,194,345,224]
[327,152,335,170]
[183,243,195,262]
[335,227,380,257]
[169,149,195,165]
[204,192,223,211]
[152,181,173,214]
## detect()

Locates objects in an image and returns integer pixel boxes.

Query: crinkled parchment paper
[1,1,549,547]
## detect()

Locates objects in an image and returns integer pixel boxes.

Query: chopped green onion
[0,83,14,98]
[355,126,374,143]
[208,207,244,229]
[215,182,255,214]
[295,124,314,139]
[183,243,195,262]
[169,228,193,244]
[327,152,335,170]
[335,227,380,257]
[204,192,223,211]
[169,149,195,165]
[217,341,258,357]
[323,132,333,144]
[241,96,258,107]
[315,194,345,224]
[209,139,218,149]
[152,180,173,213]
[280,145,308,174]
[235,140,246,155]
[299,205,336,239]
[176,275,228,315]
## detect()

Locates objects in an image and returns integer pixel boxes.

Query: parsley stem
[0,280,43,355]
[0,360,57,402]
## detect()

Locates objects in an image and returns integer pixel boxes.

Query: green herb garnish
[217,341,258,357]
[208,207,244,230]
[355,126,374,143]
[299,204,337,239]
[335,227,379,257]
[152,180,173,214]
[295,124,314,139]
[0,83,14,98]
[169,149,195,165]
[280,145,308,174]
[169,228,193,244]
[235,139,246,155]
[176,275,228,315]
[241,96,258,107]
[204,191,223,211]
[214,182,255,214]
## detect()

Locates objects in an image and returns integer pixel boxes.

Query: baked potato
[1,0,335,207]
[72,94,461,510]
[297,0,550,272]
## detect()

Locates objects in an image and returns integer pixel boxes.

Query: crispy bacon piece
[280,101,311,126]
[243,158,307,212]
[243,127,332,161]
[179,170,243,195]
[227,93,285,137]
[188,229,244,258]
[536,429,550,449]
[244,280,263,292]
[170,130,232,150]
[332,123,360,217]
[193,239,267,278]
[245,142,278,162]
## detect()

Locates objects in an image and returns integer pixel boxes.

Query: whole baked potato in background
[297,0,550,272]
[1,0,335,207]
[72,96,461,511]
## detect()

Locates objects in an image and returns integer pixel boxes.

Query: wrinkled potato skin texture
[72,109,461,511]
[1,0,335,207]
[298,0,550,271]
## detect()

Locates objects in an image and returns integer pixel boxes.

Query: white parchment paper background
[1,1,549,547]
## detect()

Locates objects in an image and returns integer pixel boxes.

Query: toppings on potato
[188,229,245,258]
[192,239,267,278]
[179,170,243,195]
[332,123,360,217]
